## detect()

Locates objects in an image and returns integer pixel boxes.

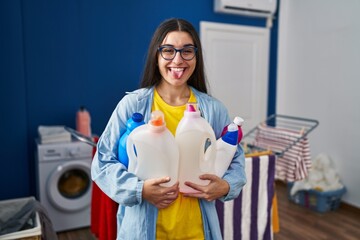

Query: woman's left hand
[183,174,230,201]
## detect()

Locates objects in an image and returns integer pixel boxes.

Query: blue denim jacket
[91,86,246,240]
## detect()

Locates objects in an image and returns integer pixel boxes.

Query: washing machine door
[47,160,92,212]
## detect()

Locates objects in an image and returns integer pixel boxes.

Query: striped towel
[253,125,311,181]
[216,155,276,240]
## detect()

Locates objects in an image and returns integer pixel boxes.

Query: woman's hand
[142,177,179,209]
[183,174,230,201]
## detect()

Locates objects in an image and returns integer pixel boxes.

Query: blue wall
[0,0,278,200]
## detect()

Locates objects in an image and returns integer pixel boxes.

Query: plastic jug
[126,110,179,187]
[221,116,244,144]
[175,102,217,193]
[214,123,239,177]
[76,106,91,137]
[118,113,145,168]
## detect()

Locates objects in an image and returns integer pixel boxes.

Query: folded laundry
[38,125,71,144]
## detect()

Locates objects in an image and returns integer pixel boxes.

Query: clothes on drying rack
[276,137,311,181]
[216,154,276,240]
[253,124,311,182]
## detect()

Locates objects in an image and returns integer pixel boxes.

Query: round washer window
[58,169,90,199]
[47,160,92,212]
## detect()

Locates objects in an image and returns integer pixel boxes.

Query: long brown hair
[140,18,208,93]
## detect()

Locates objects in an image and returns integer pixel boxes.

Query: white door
[200,21,270,135]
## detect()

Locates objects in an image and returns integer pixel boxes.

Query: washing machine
[35,140,93,232]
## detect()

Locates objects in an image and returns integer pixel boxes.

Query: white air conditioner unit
[214,0,277,18]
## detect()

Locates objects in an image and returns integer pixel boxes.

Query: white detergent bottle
[175,102,217,193]
[215,123,239,178]
[126,110,179,187]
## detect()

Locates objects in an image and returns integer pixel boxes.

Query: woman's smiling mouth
[169,67,185,79]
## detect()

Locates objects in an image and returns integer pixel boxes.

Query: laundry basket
[287,182,346,213]
[0,197,42,240]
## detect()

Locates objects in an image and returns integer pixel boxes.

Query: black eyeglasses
[158,45,197,61]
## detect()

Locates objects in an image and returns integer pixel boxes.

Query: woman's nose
[172,51,184,64]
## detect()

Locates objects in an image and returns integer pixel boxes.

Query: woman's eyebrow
[160,43,195,47]
[160,44,174,47]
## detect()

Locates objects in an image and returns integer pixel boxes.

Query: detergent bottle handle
[200,132,216,173]
[126,136,138,174]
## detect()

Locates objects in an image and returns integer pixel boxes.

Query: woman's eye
[183,48,193,54]
[163,48,174,54]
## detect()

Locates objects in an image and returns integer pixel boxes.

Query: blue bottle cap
[132,112,144,122]
[222,123,238,145]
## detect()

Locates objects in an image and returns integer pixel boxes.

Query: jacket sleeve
[91,93,144,206]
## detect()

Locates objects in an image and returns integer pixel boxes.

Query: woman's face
[157,31,196,87]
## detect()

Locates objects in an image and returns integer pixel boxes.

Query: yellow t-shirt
[152,89,205,240]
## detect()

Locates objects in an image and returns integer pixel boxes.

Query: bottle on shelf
[126,110,179,187]
[76,106,92,137]
[118,112,145,168]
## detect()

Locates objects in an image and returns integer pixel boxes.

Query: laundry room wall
[277,0,360,207]
[0,0,279,200]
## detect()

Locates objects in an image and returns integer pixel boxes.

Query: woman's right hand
[142,177,179,209]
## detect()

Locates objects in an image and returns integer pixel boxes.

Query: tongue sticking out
[171,68,185,79]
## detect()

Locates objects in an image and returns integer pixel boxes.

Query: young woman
[91,18,246,240]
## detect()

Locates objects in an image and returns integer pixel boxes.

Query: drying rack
[241,114,319,157]
[64,127,97,147]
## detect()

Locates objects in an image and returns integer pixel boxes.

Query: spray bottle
[214,123,239,177]
[76,106,91,137]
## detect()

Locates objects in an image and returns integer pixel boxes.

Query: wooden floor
[57,181,360,240]
[57,227,97,240]
[273,181,360,240]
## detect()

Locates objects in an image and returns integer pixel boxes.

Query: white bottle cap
[227,123,238,132]
[233,116,244,126]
